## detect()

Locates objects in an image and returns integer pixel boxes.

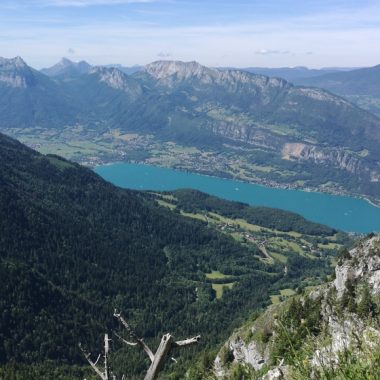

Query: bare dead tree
[113,310,200,380]
[79,334,114,380]
[80,311,200,380]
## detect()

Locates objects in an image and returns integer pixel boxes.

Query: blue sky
[1,0,380,68]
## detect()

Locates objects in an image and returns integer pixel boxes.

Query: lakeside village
[217,219,326,261]
[19,127,375,206]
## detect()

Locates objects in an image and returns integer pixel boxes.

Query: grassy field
[180,211,207,222]
[206,271,234,280]
[154,195,344,271]
[271,288,297,304]
[269,252,288,263]
[156,199,176,210]
[206,271,236,299]
[212,283,235,299]
[318,242,341,250]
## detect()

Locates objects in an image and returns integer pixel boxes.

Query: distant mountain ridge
[294,64,380,116]
[222,66,357,82]
[41,57,92,79]
[294,64,380,97]
[41,58,142,79]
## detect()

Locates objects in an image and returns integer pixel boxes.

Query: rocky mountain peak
[58,57,73,67]
[144,60,213,80]
[0,56,34,88]
[0,56,27,69]
[90,66,128,88]
[144,60,291,93]
[89,66,142,96]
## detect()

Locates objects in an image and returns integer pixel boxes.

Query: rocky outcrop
[282,142,375,176]
[214,335,269,378]
[335,235,380,296]
[215,235,380,379]
[211,123,283,150]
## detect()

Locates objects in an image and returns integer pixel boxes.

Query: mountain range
[1,56,380,204]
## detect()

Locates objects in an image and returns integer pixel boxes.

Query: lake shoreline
[93,160,380,210]
[94,162,380,233]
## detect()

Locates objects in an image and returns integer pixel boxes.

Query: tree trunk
[144,334,173,380]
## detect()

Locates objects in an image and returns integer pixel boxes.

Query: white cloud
[255,49,290,55]
[157,51,172,58]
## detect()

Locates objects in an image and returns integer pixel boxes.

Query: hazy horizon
[1,54,366,71]
[1,0,380,69]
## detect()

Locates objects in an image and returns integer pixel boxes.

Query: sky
[0,0,380,69]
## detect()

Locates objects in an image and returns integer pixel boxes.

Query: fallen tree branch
[79,343,106,380]
[113,310,155,362]
[174,335,201,347]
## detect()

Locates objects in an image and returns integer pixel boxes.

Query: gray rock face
[334,236,380,297]
[0,56,27,69]
[89,67,143,99]
[144,60,290,93]
[0,56,34,88]
[145,60,212,81]
[282,142,372,175]
[214,334,269,378]
[262,366,287,380]
[229,338,268,370]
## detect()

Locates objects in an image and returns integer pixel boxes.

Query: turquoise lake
[94,163,380,233]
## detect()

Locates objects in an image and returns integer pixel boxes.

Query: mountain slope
[0,132,343,378]
[212,234,380,380]
[295,64,380,116]
[0,57,77,128]
[61,66,145,124]
[139,61,380,146]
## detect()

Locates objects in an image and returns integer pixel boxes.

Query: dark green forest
[0,133,347,379]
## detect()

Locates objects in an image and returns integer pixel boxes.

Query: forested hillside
[0,133,348,379]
